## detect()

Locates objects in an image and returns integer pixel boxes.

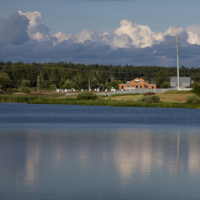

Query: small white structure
[105,89,107,92]
[81,89,83,92]
[56,88,75,92]
[111,87,116,92]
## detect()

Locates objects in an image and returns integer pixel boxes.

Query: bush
[161,82,171,88]
[17,88,22,92]
[49,84,57,91]
[137,95,160,103]
[22,87,31,93]
[186,95,200,103]
[0,89,3,94]
[77,92,98,100]
[11,88,17,92]
[7,88,12,92]
[192,82,200,95]
[0,72,10,91]
[64,80,79,90]
[21,80,30,88]
[106,80,123,90]
[107,86,112,90]
[32,87,37,92]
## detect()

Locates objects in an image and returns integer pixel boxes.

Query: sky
[1,0,200,67]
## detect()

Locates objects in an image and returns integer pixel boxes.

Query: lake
[0,103,200,200]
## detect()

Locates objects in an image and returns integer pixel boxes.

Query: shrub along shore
[0,94,199,109]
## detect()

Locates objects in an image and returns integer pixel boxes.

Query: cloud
[0,12,29,45]
[1,11,200,67]
[18,11,51,42]
[186,25,200,45]
[114,20,159,48]
[53,29,102,45]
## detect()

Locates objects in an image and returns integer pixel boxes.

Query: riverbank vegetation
[109,91,193,103]
[77,92,98,100]
[0,92,199,109]
[186,95,200,103]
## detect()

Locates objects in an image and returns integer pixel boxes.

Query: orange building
[119,78,156,90]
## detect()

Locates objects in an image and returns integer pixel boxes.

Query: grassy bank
[110,92,193,103]
[0,94,199,109]
[0,95,44,103]
[27,98,199,109]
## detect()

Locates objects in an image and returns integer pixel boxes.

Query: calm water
[0,103,200,200]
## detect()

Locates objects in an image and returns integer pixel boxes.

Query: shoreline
[0,95,199,109]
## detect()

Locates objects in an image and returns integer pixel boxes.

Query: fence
[56,87,192,96]
[56,89,75,92]
[97,88,192,97]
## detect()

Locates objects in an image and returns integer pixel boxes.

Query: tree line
[0,61,200,92]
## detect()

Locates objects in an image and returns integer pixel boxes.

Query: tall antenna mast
[36,63,40,93]
[176,27,180,89]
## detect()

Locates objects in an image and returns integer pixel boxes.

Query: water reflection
[1,128,200,199]
[114,130,153,182]
[177,131,180,178]
[25,131,40,186]
[189,133,200,173]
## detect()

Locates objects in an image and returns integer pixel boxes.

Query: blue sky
[1,0,200,34]
[0,0,200,67]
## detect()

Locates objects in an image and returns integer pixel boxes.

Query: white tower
[176,27,180,89]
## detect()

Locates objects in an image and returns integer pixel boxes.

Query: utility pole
[88,78,90,91]
[176,27,180,89]
[37,64,40,93]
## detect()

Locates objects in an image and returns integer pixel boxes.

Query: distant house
[170,77,191,88]
[119,78,156,90]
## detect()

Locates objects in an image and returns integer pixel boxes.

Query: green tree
[0,85,3,94]
[49,84,57,91]
[192,82,200,95]
[0,72,10,91]
[156,70,171,87]
[106,80,123,90]
[63,80,79,90]
[22,87,31,93]
[20,80,30,88]
[161,82,171,88]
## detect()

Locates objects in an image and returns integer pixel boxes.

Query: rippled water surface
[0,103,200,200]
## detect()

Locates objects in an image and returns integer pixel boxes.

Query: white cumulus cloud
[186,25,200,45]
[18,11,51,42]
[114,20,163,48]
[2,11,200,67]
[53,29,102,44]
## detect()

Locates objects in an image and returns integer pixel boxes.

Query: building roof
[170,77,191,87]
[131,78,146,82]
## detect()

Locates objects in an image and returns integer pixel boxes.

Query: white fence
[56,87,192,96]
[97,88,192,97]
[56,89,75,92]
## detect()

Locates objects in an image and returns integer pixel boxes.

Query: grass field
[109,92,193,103]
[0,91,199,109]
